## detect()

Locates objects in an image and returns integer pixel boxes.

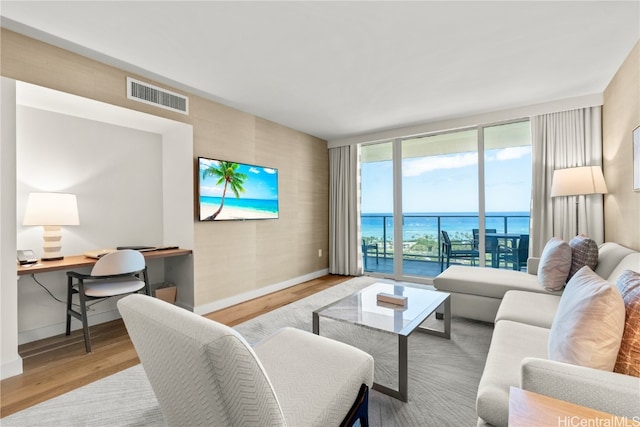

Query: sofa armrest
[521,357,640,418]
[526,257,540,275]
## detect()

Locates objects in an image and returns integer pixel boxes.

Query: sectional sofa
[434,242,640,427]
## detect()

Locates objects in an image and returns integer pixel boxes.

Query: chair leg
[65,276,73,336]
[77,282,92,353]
[339,384,369,427]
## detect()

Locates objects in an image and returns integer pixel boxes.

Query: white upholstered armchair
[118,294,374,427]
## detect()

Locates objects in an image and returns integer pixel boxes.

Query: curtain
[530,106,605,256]
[328,145,362,276]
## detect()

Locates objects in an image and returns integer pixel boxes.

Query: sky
[361,146,532,214]
[199,158,278,200]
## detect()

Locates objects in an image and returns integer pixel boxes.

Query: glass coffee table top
[313,282,449,336]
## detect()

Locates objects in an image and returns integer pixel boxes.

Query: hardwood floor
[0,274,351,418]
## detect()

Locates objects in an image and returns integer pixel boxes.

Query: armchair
[118,294,374,427]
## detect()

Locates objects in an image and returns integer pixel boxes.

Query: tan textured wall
[603,40,640,251]
[1,29,329,308]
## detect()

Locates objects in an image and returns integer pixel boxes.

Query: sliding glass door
[360,119,531,281]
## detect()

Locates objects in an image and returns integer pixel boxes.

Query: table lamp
[22,192,80,261]
[550,166,608,236]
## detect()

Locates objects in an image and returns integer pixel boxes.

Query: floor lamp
[550,166,608,237]
[22,192,80,261]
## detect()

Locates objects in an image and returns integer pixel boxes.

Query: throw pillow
[567,235,599,281]
[614,270,640,377]
[537,237,572,291]
[548,266,625,371]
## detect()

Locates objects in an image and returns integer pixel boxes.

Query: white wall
[1,77,22,379]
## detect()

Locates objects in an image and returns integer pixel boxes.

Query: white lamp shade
[23,192,80,226]
[550,166,608,197]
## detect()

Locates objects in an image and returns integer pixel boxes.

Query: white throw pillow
[548,266,626,371]
[537,237,572,291]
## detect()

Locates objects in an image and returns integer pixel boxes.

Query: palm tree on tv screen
[202,161,248,220]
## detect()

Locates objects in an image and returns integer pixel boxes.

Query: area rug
[2,276,494,426]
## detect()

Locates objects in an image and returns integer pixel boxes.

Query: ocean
[362,212,530,242]
[200,196,278,214]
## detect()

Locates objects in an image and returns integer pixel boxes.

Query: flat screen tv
[198,157,279,221]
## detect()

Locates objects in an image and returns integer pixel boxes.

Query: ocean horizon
[362,211,530,241]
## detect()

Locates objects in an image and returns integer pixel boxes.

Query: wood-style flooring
[0,274,351,418]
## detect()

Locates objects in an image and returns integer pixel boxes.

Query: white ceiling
[2,1,639,142]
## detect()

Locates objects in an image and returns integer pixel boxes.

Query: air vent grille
[127,77,188,114]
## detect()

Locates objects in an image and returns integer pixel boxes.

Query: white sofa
[434,242,640,427]
[433,242,637,323]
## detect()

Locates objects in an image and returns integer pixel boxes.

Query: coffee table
[312,282,450,402]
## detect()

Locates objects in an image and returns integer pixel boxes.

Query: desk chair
[118,294,374,427]
[66,249,150,352]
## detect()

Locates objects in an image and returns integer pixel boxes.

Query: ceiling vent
[127,77,188,114]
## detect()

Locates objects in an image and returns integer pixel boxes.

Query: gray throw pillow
[537,237,572,291]
[567,235,598,281]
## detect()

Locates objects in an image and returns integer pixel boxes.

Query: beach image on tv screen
[199,157,279,221]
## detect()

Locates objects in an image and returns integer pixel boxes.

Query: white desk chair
[66,249,150,352]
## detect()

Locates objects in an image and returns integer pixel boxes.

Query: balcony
[362,213,530,277]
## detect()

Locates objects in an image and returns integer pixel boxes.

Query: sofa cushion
[614,270,640,377]
[567,235,598,281]
[495,291,560,328]
[537,237,572,291]
[476,320,549,427]
[548,266,625,371]
[433,265,560,299]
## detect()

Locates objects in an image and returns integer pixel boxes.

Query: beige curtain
[328,145,362,275]
[530,106,605,256]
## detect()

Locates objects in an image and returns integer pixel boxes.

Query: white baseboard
[1,356,23,380]
[18,309,122,345]
[192,268,330,315]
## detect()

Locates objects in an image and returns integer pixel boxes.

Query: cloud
[249,167,260,174]
[403,152,478,176]
[492,146,531,161]
[263,168,277,174]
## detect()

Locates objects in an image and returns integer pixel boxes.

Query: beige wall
[1,29,329,310]
[603,40,640,251]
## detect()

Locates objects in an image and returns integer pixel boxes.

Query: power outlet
[318,249,322,257]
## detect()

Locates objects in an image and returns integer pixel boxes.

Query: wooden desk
[509,387,631,427]
[17,248,192,276]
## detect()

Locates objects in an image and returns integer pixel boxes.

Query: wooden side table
[509,387,634,427]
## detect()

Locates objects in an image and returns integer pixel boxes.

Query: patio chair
[362,239,379,269]
[498,234,529,270]
[440,230,479,271]
[473,228,499,267]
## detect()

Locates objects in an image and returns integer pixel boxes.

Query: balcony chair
[66,249,150,353]
[498,234,529,271]
[118,294,374,427]
[440,230,479,271]
[472,228,501,267]
[361,239,379,269]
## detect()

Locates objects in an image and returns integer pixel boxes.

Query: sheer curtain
[328,145,362,276]
[530,106,605,256]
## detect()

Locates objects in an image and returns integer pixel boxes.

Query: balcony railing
[361,213,530,274]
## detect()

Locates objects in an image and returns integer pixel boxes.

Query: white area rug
[3,276,494,426]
